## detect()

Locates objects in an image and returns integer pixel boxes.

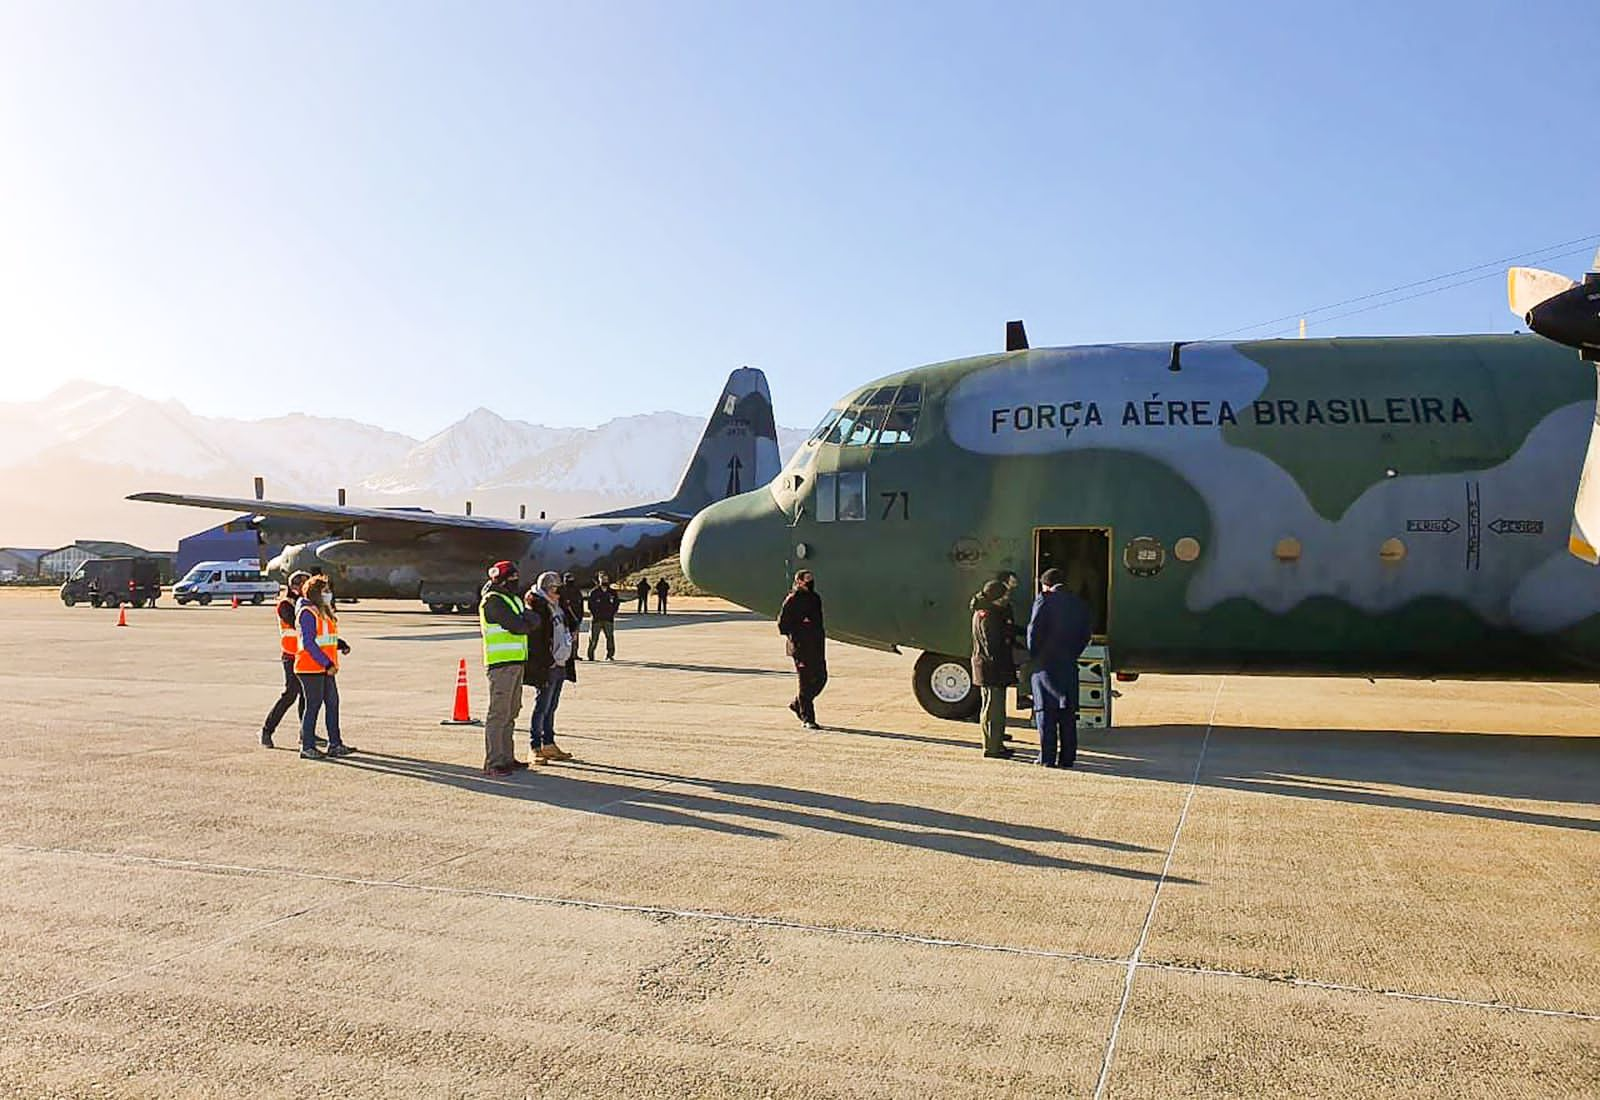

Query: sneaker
[326,743,357,758]
[802,720,820,730]
[606,655,615,661]
[483,765,513,778]
[787,700,804,723]
[537,744,573,762]
[300,747,327,760]
[260,730,273,748]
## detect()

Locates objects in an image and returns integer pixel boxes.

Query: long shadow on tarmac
[1079,724,1600,833]
[335,751,1183,881]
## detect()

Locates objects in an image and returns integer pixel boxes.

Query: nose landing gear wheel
[912,651,981,721]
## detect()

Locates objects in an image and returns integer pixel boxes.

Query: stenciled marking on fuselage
[988,395,1472,435]
[944,343,1600,633]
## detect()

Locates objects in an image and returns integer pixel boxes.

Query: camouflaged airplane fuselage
[684,335,1600,681]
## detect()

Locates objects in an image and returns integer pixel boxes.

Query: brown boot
[537,743,574,762]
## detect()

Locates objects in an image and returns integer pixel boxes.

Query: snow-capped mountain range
[0,382,807,548]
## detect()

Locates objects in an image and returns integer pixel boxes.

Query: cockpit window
[821,382,923,447]
[808,407,843,442]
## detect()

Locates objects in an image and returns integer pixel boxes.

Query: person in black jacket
[1028,567,1093,768]
[525,571,578,763]
[654,577,670,614]
[586,572,620,660]
[778,570,826,729]
[635,577,649,613]
[971,579,1016,759]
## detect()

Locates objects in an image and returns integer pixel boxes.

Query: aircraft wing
[127,492,533,535]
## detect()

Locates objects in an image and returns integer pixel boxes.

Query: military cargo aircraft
[682,267,1600,722]
[132,368,781,611]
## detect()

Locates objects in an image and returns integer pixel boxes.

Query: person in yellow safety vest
[294,574,355,760]
[259,570,314,749]
[480,560,537,777]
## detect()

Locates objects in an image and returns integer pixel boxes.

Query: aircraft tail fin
[595,367,781,521]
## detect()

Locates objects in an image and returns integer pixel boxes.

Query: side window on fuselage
[810,470,866,523]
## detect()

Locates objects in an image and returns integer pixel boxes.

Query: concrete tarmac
[0,588,1595,1097]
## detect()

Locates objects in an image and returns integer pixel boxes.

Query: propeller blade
[1570,363,1600,565]
[1509,266,1578,318]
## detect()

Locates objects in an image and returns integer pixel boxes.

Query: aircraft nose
[682,491,790,615]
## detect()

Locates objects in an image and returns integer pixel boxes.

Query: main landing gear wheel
[912,652,981,721]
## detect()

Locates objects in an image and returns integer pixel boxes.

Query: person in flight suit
[260,570,311,748]
[971,579,1016,759]
[778,570,827,729]
[1027,567,1093,768]
[586,572,620,660]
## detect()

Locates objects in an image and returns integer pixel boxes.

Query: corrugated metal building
[39,541,174,581]
[0,548,47,579]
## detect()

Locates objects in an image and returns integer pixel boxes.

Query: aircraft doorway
[1033,527,1111,639]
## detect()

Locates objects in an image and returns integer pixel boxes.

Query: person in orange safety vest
[294,575,355,760]
[259,570,311,749]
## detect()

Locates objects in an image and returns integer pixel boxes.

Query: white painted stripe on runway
[1093,677,1223,1100]
[11,836,1599,1025]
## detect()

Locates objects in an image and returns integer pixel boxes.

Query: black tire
[103,595,119,609]
[912,651,981,721]
[428,603,450,614]
[251,594,265,605]
[175,597,188,605]
[198,594,212,606]
[63,594,76,608]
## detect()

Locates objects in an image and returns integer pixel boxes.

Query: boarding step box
[1078,643,1110,730]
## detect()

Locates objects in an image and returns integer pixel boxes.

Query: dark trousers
[637,593,647,612]
[587,619,615,659]
[262,655,304,734]
[793,658,828,723]
[1031,669,1077,767]
[656,594,667,614]
[297,672,343,751]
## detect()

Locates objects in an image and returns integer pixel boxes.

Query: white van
[172,560,280,606]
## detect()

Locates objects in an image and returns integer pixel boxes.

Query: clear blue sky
[2,1,1595,437]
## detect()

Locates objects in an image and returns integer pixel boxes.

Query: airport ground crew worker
[586,573,620,660]
[294,575,355,761]
[655,577,670,614]
[525,571,576,762]
[971,580,1016,759]
[778,570,826,729]
[635,577,649,613]
[1027,567,1092,769]
[259,570,311,748]
[998,569,1031,713]
[480,561,534,777]
[560,572,586,658]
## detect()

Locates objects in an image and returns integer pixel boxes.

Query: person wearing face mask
[294,574,355,760]
[524,571,576,763]
[479,560,534,778]
[778,570,826,729]
[260,570,312,749]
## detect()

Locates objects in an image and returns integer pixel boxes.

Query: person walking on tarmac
[260,570,312,748]
[971,579,1016,759]
[294,575,356,760]
[1027,567,1092,768]
[778,569,826,729]
[635,577,649,613]
[586,572,620,660]
[559,571,586,659]
[525,571,577,763]
[479,561,534,777]
[654,577,670,614]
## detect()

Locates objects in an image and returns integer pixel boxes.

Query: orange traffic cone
[231,595,240,609]
[439,658,482,726]
[115,604,128,627]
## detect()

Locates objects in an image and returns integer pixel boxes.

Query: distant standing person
[1027,567,1092,769]
[778,570,826,729]
[478,561,533,777]
[586,572,620,660]
[294,574,356,760]
[260,570,311,748]
[635,577,650,613]
[525,571,576,763]
[970,579,1016,759]
[560,572,586,659]
[654,577,670,614]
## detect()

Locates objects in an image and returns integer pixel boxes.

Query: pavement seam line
[11,839,1599,1026]
[1093,676,1224,1100]
[19,844,485,1014]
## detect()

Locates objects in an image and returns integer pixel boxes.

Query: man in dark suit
[1026,567,1093,768]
